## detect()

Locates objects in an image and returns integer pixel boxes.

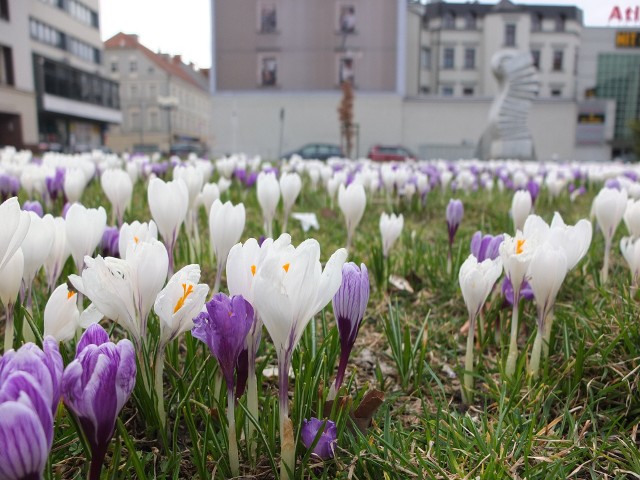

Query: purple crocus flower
[0,174,19,202]
[526,180,540,205]
[502,277,534,306]
[446,199,464,247]
[0,337,63,416]
[61,202,72,218]
[605,178,621,190]
[23,200,44,217]
[100,226,120,258]
[470,232,504,262]
[0,339,62,480]
[62,324,136,480]
[192,294,254,477]
[244,171,258,188]
[332,263,369,393]
[192,293,254,390]
[301,418,337,459]
[45,168,65,202]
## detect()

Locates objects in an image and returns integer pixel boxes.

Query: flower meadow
[1,146,640,478]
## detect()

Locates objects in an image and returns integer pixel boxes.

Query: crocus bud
[62,324,136,480]
[0,197,31,271]
[44,283,80,342]
[459,254,502,320]
[256,171,280,237]
[446,199,464,246]
[101,169,133,226]
[379,213,404,258]
[23,200,44,217]
[338,183,366,250]
[65,203,107,273]
[511,190,532,232]
[332,262,369,393]
[192,293,254,389]
[624,199,640,239]
[301,417,337,459]
[594,187,627,243]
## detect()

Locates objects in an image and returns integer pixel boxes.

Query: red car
[367,145,416,162]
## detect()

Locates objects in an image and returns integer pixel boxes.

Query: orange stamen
[134,236,139,244]
[282,263,290,272]
[516,239,525,255]
[67,291,76,300]
[251,265,256,276]
[173,283,194,313]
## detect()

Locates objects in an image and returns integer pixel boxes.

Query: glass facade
[596,53,640,142]
[35,55,119,109]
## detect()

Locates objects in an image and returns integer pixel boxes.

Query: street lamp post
[158,96,179,154]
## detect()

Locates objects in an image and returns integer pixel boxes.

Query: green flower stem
[505,293,520,378]
[601,236,611,284]
[3,303,14,352]
[528,329,544,379]
[154,347,166,427]
[462,313,476,405]
[226,387,240,477]
[542,308,554,360]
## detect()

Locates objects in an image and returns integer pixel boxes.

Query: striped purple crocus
[62,324,136,480]
[0,338,62,480]
[470,231,504,262]
[332,262,369,394]
[446,199,464,247]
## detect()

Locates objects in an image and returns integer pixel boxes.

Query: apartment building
[213,0,403,93]
[29,0,121,151]
[104,33,212,155]
[418,0,582,98]
[0,0,38,148]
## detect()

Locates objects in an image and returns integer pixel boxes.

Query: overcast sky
[100,0,634,70]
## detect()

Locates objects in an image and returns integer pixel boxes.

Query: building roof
[424,0,582,23]
[104,33,209,92]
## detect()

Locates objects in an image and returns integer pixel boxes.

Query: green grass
[13,171,640,479]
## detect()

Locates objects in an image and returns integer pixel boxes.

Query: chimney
[173,55,182,64]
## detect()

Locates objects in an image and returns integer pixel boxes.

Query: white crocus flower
[620,236,640,289]
[593,187,627,283]
[198,182,220,217]
[69,255,139,343]
[209,199,246,292]
[44,216,70,292]
[279,172,302,233]
[257,171,280,237]
[252,239,347,478]
[379,212,404,258]
[65,203,107,273]
[20,212,55,294]
[0,248,24,351]
[0,197,30,271]
[147,177,189,275]
[63,168,88,204]
[548,212,592,271]
[338,182,366,251]
[458,254,502,403]
[623,198,640,239]
[44,283,80,342]
[511,189,532,233]
[118,220,158,260]
[101,168,133,226]
[527,245,568,378]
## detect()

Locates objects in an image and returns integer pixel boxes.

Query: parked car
[367,144,416,162]
[283,143,344,161]
[169,143,207,158]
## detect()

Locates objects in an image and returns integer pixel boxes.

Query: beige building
[105,33,212,154]
[417,0,582,99]
[28,0,121,151]
[0,0,38,148]
[212,0,406,93]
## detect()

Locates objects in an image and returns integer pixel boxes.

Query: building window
[0,0,9,21]
[555,14,566,32]
[531,13,542,32]
[29,18,65,49]
[149,110,159,131]
[339,5,356,34]
[130,110,140,130]
[531,49,540,69]
[443,48,454,69]
[129,60,137,73]
[339,57,354,84]
[505,24,516,47]
[551,87,562,97]
[130,84,138,97]
[260,56,277,86]
[441,86,454,96]
[149,83,157,99]
[421,47,431,70]
[463,87,474,96]
[259,2,277,33]
[0,46,14,86]
[464,12,476,30]
[464,48,475,69]
[443,11,455,29]
[552,50,563,71]
[420,86,430,95]
[110,60,118,72]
